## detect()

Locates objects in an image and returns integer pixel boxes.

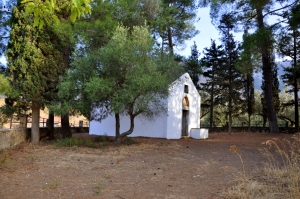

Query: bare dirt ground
[0,132,294,199]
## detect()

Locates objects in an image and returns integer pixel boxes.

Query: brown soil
[0,132,294,199]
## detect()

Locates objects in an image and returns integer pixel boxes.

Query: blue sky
[176,7,243,58]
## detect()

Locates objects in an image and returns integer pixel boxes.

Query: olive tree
[60,25,183,143]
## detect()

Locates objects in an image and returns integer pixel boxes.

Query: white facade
[89,73,201,139]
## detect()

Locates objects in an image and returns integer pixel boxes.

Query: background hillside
[253,62,288,91]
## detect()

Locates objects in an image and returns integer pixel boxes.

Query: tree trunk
[209,88,214,131]
[209,70,215,131]
[115,113,120,142]
[294,77,299,132]
[47,113,55,139]
[61,44,72,138]
[61,114,72,138]
[248,113,251,131]
[263,115,267,128]
[228,51,232,135]
[9,115,12,129]
[293,30,299,132]
[115,114,135,144]
[256,9,279,133]
[246,74,253,131]
[167,27,174,55]
[31,102,40,144]
[228,99,232,135]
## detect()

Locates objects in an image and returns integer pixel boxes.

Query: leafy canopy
[0,74,11,95]
[58,25,183,122]
[21,0,92,28]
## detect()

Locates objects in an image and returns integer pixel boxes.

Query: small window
[184,85,188,93]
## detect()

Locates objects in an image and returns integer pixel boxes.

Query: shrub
[79,137,97,148]
[122,137,138,145]
[54,137,109,148]
[54,137,79,148]
[94,134,110,142]
[222,135,300,199]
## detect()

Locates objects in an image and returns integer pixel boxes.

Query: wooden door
[181,110,188,137]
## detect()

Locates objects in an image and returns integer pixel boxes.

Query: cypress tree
[6,1,64,143]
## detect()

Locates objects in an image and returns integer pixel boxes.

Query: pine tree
[200,40,225,130]
[238,29,255,130]
[216,14,243,134]
[154,0,199,55]
[198,0,298,133]
[184,41,202,89]
[277,7,300,132]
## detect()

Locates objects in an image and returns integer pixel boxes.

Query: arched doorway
[182,96,189,137]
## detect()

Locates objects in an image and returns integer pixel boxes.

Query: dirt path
[0,132,293,199]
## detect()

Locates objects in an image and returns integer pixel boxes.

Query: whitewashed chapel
[89,73,208,139]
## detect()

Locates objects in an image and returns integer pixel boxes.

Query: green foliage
[95,184,103,195]
[79,137,97,148]
[55,137,79,148]
[199,0,294,133]
[21,0,92,27]
[0,152,14,169]
[153,0,199,54]
[183,41,202,89]
[289,4,300,29]
[111,0,160,28]
[260,57,280,121]
[43,178,59,189]
[0,74,10,95]
[5,2,68,144]
[94,135,110,143]
[26,154,37,163]
[235,29,256,127]
[218,15,244,116]
[87,25,181,115]
[6,3,65,109]
[200,39,225,128]
[0,153,8,165]
[74,0,118,51]
[278,86,297,127]
[277,15,300,131]
[54,137,97,148]
[122,137,138,145]
[94,135,110,148]
[200,15,245,131]
[60,24,182,142]
[63,25,182,120]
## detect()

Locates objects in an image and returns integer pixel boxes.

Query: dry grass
[222,134,300,199]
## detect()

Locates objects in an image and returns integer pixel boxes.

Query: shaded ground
[0,132,294,199]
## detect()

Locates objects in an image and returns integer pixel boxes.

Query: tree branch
[0,35,10,39]
[0,9,12,14]
[263,1,298,18]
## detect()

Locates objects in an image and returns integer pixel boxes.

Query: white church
[89,73,208,139]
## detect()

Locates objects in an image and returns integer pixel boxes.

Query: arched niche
[182,96,189,110]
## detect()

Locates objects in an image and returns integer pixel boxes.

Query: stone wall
[202,127,297,134]
[0,128,30,150]
[0,127,89,150]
